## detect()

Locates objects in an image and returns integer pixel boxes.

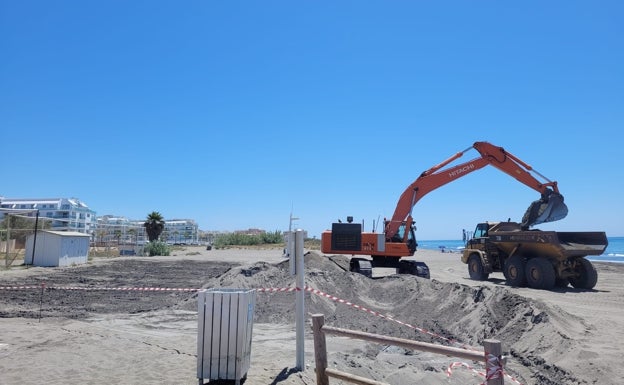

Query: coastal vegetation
[212,230,283,249]
[144,240,170,256]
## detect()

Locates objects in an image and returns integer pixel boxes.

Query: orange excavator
[321,141,569,277]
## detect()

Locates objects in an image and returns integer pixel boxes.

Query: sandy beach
[1,246,623,385]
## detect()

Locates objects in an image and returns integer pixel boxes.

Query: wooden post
[312,314,329,385]
[483,339,504,385]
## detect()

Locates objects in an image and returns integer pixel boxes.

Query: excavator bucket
[521,192,568,229]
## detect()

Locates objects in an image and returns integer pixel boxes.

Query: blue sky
[1,1,622,240]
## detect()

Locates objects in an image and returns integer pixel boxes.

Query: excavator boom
[321,141,569,271]
[385,141,568,238]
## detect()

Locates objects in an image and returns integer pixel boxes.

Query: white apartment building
[96,215,149,245]
[160,219,199,244]
[104,217,199,245]
[0,197,96,234]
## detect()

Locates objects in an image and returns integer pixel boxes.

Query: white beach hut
[25,230,90,267]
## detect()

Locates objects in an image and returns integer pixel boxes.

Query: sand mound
[1,248,619,385]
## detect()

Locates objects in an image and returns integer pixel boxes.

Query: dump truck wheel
[467,255,489,281]
[525,258,556,290]
[569,258,598,290]
[504,255,527,287]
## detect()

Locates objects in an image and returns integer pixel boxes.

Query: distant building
[95,215,148,246]
[235,228,265,236]
[0,197,96,235]
[160,219,199,244]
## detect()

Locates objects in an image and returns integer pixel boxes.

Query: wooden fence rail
[311,313,504,385]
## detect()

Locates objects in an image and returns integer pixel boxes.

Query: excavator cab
[407,223,418,254]
[388,217,418,254]
[521,190,568,229]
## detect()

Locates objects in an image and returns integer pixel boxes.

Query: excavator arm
[384,141,568,240]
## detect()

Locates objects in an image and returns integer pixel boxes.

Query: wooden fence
[311,313,504,385]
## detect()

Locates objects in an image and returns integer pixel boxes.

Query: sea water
[417,236,624,263]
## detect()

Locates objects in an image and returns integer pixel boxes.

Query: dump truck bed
[489,230,608,260]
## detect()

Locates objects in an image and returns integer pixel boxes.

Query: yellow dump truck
[461,221,608,290]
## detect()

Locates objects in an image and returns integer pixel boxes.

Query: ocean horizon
[417,236,624,264]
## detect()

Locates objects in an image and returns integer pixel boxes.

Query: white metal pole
[295,229,305,370]
[288,231,296,276]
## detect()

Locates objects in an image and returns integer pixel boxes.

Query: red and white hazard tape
[447,357,522,385]
[0,285,42,290]
[0,285,300,292]
[485,352,504,381]
[0,285,198,292]
[1,284,469,347]
[0,285,301,293]
[446,361,486,379]
[256,287,298,293]
[304,286,471,348]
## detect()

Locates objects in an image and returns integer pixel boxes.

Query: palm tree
[144,211,165,242]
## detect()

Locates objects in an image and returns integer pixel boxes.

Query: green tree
[144,211,165,242]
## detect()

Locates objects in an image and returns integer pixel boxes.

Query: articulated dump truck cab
[461,221,608,290]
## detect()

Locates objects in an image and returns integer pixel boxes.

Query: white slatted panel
[197,289,256,384]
